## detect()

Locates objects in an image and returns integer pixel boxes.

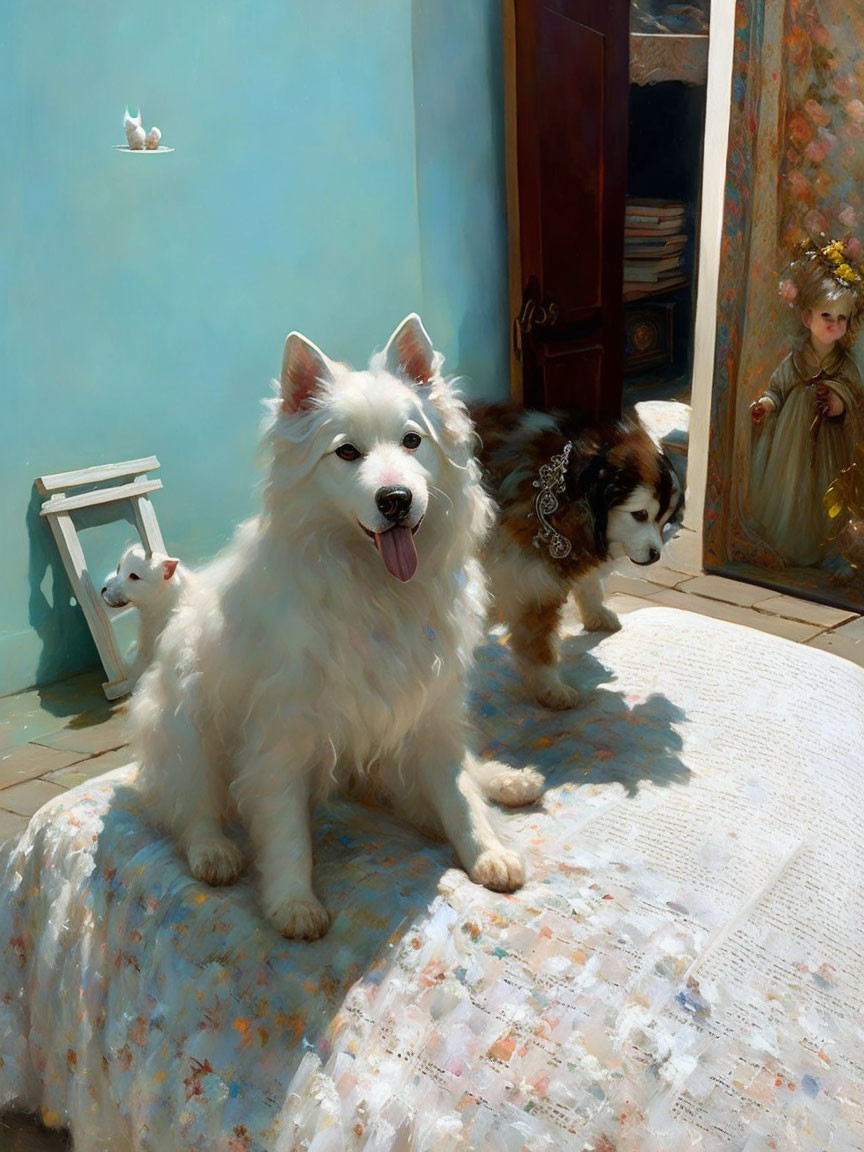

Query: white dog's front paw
[470,848,525,893]
[581,605,621,633]
[269,896,331,940]
[482,766,545,808]
[188,837,244,886]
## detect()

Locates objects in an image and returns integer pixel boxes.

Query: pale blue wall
[0,0,509,695]
[412,0,510,389]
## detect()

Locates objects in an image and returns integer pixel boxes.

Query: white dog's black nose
[376,485,413,524]
[647,547,661,563]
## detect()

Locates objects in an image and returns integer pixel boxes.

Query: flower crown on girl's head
[817,237,863,287]
[778,234,864,308]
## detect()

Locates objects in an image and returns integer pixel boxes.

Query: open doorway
[622,1,710,483]
[503,0,710,448]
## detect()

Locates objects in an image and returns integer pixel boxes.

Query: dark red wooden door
[510,0,630,420]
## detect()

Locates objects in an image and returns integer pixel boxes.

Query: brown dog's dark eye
[402,432,422,451]
[335,444,362,461]
[129,573,141,580]
[631,510,649,522]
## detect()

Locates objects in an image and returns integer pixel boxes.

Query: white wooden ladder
[35,456,165,700]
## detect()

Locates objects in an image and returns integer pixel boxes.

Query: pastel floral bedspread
[1,608,863,1151]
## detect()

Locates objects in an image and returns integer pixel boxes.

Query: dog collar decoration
[532,441,573,559]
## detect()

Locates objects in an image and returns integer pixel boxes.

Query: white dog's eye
[335,444,362,462]
[631,510,649,522]
[129,572,141,580]
[402,432,422,451]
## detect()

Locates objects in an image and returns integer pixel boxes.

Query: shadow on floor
[470,630,690,797]
[36,670,119,728]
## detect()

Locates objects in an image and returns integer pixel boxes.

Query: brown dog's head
[573,423,683,564]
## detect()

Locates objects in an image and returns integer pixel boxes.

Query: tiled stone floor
[1,527,862,1148]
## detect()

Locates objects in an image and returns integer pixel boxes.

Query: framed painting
[704,0,864,612]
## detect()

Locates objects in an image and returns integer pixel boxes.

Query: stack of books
[623,199,688,301]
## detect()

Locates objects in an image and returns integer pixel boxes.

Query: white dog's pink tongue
[375,526,418,582]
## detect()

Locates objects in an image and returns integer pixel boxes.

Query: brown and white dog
[472,404,683,709]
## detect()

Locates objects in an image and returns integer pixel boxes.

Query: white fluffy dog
[132,315,542,939]
[101,544,192,684]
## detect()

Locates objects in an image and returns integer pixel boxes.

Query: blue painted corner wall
[1,0,510,696]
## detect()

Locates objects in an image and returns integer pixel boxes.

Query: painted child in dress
[749,238,864,567]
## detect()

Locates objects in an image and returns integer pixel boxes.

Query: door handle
[517,296,537,335]
[518,297,557,336]
[514,288,559,361]
[517,295,559,336]
[533,300,559,328]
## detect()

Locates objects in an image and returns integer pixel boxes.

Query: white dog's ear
[162,558,179,581]
[383,314,439,385]
[280,333,336,412]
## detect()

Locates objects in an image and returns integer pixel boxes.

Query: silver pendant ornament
[532,441,573,559]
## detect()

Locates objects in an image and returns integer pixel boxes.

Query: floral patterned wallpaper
[780,1,864,248]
